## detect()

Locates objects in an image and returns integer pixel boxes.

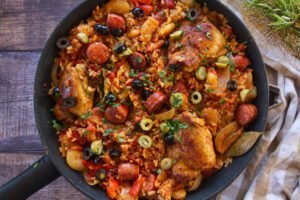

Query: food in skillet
[49,0,261,199]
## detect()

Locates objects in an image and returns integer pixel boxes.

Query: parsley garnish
[112,103,120,108]
[52,120,62,131]
[103,128,113,136]
[129,69,138,77]
[220,98,226,105]
[196,24,202,31]
[82,130,91,135]
[81,111,92,119]
[117,135,125,143]
[158,70,166,79]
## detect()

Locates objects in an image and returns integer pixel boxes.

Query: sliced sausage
[162,0,175,9]
[107,13,126,32]
[105,104,129,124]
[234,55,250,71]
[127,52,147,69]
[173,81,189,96]
[235,104,257,125]
[87,42,110,64]
[144,91,167,113]
[118,163,139,181]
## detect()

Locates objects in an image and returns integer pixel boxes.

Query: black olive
[164,134,174,145]
[94,24,110,35]
[62,97,77,108]
[132,7,144,18]
[186,8,199,22]
[169,63,182,72]
[95,168,107,181]
[227,80,237,91]
[141,90,151,101]
[109,147,121,158]
[132,79,144,91]
[111,28,124,37]
[56,37,71,49]
[195,0,202,4]
[83,148,93,160]
[53,87,60,100]
[114,43,127,54]
[105,92,116,104]
[162,40,169,48]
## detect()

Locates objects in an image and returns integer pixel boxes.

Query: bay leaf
[225,131,262,157]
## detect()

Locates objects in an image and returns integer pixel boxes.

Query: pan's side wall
[34,1,268,200]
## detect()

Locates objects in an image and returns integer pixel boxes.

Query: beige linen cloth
[215,1,300,200]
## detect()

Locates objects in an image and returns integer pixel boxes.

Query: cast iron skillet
[0,0,269,199]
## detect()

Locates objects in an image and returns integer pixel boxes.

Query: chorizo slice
[144,91,167,113]
[87,42,110,64]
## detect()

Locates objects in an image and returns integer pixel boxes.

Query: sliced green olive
[138,135,152,148]
[190,91,202,104]
[90,140,103,155]
[196,66,207,80]
[95,168,106,181]
[240,89,250,102]
[77,32,89,44]
[160,158,173,170]
[140,118,153,131]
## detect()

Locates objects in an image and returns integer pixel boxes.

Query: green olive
[77,32,89,44]
[138,135,153,148]
[170,93,184,108]
[190,91,202,104]
[215,56,230,68]
[140,118,153,131]
[90,140,103,155]
[160,158,174,170]
[195,66,207,80]
[160,122,170,134]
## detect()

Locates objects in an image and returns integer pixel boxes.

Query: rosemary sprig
[247,0,300,35]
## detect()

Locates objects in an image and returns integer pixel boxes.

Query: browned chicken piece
[168,19,226,72]
[57,64,94,117]
[167,112,216,182]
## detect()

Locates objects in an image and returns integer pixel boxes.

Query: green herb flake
[196,24,202,31]
[130,69,138,77]
[158,70,166,79]
[156,169,162,174]
[81,111,92,119]
[82,130,91,135]
[220,98,226,105]
[117,135,125,143]
[112,103,120,108]
[103,128,113,136]
[52,120,62,131]
[206,88,214,93]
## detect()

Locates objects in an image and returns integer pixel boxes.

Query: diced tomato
[106,177,120,199]
[138,0,152,4]
[131,0,139,6]
[139,5,154,15]
[142,174,156,191]
[87,124,97,132]
[173,81,189,96]
[129,176,145,197]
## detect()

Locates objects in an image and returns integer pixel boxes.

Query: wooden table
[0,0,88,199]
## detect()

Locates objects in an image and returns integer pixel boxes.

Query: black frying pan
[0,0,269,199]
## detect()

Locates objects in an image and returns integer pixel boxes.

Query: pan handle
[0,155,60,199]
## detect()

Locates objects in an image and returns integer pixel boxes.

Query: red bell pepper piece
[106,177,119,199]
[129,176,145,197]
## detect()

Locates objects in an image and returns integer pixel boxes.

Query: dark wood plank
[0,52,39,140]
[0,135,44,153]
[0,0,82,51]
[0,153,88,200]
